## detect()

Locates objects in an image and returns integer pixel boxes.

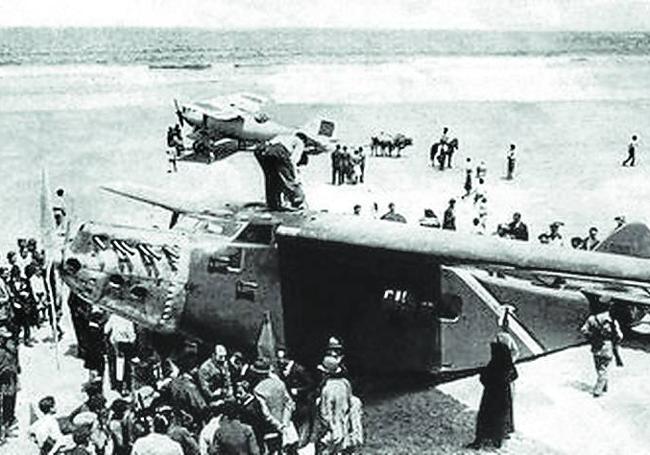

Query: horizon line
[1,25,650,34]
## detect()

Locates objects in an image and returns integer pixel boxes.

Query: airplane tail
[297,118,337,154]
[595,223,650,259]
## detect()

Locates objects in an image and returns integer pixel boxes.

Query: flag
[256,311,276,362]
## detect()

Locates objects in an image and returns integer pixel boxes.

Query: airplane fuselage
[60,204,650,375]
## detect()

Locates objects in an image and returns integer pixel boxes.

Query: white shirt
[199,416,221,455]
[104,314,136,345]
[29,414,64,453]
[132,433,183,455]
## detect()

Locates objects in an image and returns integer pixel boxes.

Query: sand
[2,55,650,453]
[5,306,650,454]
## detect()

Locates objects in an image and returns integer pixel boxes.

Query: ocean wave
[3,29,650,67]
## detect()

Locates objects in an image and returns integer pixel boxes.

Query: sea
[3,28,650,66]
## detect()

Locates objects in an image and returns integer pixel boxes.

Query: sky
[2,0,650,30]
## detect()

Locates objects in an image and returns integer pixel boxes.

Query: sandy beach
[2,52,650,453]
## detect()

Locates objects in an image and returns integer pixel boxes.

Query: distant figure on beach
[331,145,342,185]
[166,148,177,173]
[341,146,352,182]
[613,216,626,232]
[439,127,449,146]
[353,204,362,216]
[505,212,528,241]
[466,342,518,450]
[472,217,485,235]
[380,203,407,223]
[580,227,601,250]
[443,199,456,231]
[476,161,487,180]
[580,295,623,397]
[53,188,67,228]
[462,158,473,199]
[445,138,458,169]
[357,147,366,183]
[538,222,565,247]
[622,135,638,167]
[506,144,516,180]
[418,209,441,228]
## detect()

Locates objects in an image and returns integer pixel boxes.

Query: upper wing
[100,183,240,222]
[274,215,650,372]
[196,92,269,120]
[277,215,650,284]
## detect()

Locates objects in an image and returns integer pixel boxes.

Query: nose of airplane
[181,107,203,126]
[60,222,190,333]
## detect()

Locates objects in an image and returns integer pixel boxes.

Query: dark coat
[210,417,260,455]
[473,343,518,448]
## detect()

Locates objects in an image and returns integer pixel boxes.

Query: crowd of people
[0,236,63,440]
[22,312,364,455]
[330,145,365,186]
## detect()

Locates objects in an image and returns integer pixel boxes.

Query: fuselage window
[236,223,275,245]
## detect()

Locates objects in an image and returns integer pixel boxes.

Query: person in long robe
[467,342,518,449]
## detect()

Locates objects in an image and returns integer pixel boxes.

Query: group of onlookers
[0,237,63,440]
[26,326,364,455]
[330,145,365,186]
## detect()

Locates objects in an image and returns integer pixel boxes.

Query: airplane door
[181,237,281,354]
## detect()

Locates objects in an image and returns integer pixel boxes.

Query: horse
[431,138,459,169]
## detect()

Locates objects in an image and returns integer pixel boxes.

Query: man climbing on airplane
[255,132,308,211]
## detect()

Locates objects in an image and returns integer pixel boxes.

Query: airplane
[46,174,650,377]
[171,93,336,164]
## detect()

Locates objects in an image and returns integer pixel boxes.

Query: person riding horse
[431,138,459,169]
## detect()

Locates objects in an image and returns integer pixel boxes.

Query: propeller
[173,99,185,127]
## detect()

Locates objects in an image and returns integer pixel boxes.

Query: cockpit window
[235,223,276,245]
[195,220,244,237]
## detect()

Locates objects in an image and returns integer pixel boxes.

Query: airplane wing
[275,215,650,371]
[276,215,650,284]
[196,92,270,120]
[100,182,242,227]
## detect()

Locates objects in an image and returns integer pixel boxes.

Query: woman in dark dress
[467,342,518,449]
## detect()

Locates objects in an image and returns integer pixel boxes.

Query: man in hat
[580,295,623,397]
[69,380,105,423]
[442,199,456,231]
[198,344,233,404]
[276,348,314,445]
[495,307,519,363]
[315,356,353,455]
[254,133,307,211]
[250,357,296,454]
[538,222,565,247]
[505,212,528,241]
